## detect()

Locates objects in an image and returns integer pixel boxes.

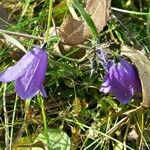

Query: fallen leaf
[71,126,80,150]
[128,129,139,141]
[59,16,85,45]
[85,0,111,37]
[121,44,150,107]
[60,0,111,45]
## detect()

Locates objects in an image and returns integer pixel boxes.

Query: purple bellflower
[97,48,141,104]
[0,46,48,99]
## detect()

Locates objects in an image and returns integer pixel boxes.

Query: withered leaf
[128,129,139,141]
[59,16,85,45]
[72,97,81,116]
[121,45,150,107]
[85,0,111,37]
[60,0,111,45]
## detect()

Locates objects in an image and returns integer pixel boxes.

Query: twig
[111,7,150,15]
[0,29,45,41]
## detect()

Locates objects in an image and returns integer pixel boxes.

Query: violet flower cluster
[0,46,48,99]
[97,48,141,104]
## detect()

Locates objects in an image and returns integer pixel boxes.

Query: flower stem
[38,96,51,149]
[45,0,53,42]
[0,29,45,40]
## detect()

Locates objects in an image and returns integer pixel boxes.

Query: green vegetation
[0,0,150,149]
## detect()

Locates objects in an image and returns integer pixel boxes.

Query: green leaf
[32,128,71,150]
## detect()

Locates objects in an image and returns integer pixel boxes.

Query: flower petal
[109,62,133,104]
[0,47,41,82]
[113,60,141,93]
[40,85,47,97]
[111,81,133,104]
[117,60,135,86]
[130,65,142,93]
[15,50,48,99]
[100,74,112,93]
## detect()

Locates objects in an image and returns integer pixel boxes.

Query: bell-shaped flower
[97,49,141,104]
[0,46,48,99]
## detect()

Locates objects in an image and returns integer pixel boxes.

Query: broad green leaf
[32,128,71,150]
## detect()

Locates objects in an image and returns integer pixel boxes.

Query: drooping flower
[0,45,48,99]
[97,48,141,104]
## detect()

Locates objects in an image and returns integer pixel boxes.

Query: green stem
[112,7,150,15]
[9,95,18,150]
[38,96,51,149]
[24,99,31,119]
[45,0,53,42]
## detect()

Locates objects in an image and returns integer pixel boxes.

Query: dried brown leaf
[59,16,86,45]
[60,0,111,45]
[121,45,150,107]
[85,0,111,37]
[128,129,139,141]
[72,98,81,116]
